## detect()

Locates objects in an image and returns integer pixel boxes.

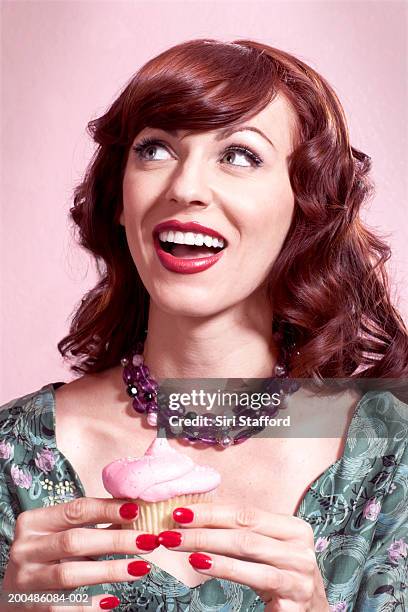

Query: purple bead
[132,397,147,414]
[139,364,150,378]
[132,354,144,367]
[123,370,133,384]
[146,403,158,414]
[197,437,217,445]
[141,381,157,394]
[185,435,198,442]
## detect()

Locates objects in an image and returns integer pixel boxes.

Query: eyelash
[132,136,264,168]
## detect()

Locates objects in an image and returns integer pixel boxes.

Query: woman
[1,38,407,611]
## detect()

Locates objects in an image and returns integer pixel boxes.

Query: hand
[2,497,158,611]
[158,503,330,612]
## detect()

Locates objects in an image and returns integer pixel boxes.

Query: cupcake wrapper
[121,492,214,533]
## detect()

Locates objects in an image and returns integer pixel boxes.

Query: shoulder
[0,385,50,413]
[353,389,408,451]
[345,389,408,506]
[0,384,62,452]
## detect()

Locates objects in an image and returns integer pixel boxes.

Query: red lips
[153,234,225,274]
[152,219,227,275]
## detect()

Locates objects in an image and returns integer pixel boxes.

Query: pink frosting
[102,437,221,502]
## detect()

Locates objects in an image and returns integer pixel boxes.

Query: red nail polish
[136,533,159,551]
[173,507,194,523]
[127,560,151,576]
[158,530,182,548]
[99,596,121,609]
[189,552,212,570]
[119,502,139,520]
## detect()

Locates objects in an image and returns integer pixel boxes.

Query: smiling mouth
[154,230,227,259]
[159,239,225,259]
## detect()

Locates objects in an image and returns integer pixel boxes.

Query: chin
[149,287,229,319]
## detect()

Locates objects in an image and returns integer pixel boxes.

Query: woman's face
[120,94,297,318]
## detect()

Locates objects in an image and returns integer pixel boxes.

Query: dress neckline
[41,381,373,591]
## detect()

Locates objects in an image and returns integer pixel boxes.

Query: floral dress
[0,383,407,611]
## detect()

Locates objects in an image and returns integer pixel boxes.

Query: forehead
[244,94,298,154]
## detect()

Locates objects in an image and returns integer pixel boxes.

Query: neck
[142,294,278,380]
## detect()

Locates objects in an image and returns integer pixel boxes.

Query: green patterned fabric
[0,384,407,611]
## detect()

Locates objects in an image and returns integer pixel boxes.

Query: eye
[133,137,171,161]
[221,144,263,168]
[132,137,263,168]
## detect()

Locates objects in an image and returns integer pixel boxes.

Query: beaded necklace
[121,338,300,448]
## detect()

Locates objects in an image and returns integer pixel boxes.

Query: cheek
[243,180,295,256]
[121,172,154,238]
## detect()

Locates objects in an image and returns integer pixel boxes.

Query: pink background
[1,1,407,403]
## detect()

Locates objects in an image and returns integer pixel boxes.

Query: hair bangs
[123,39,279,141]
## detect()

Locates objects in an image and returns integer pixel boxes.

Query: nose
[164,155,213,208]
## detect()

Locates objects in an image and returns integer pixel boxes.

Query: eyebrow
[217,126,276,151]
[164,126,276,151]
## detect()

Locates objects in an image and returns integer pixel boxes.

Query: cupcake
[102,437,221,533]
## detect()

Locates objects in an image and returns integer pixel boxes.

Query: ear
[119,209,125,226]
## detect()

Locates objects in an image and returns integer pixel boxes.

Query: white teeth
[174,231,184,244]
[184,232,195,245]
[158,229,226,249]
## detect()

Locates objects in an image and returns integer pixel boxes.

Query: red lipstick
[153,235,225,274]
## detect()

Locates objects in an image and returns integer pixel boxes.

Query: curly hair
[58,38,408,397]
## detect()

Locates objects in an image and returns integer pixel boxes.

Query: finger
[21,529,159,563]
[188,552,311,602]
[158,528,316,572]
[54,594,121,611]
[26,558,152,591]
[16,499,139,535]
[172,504,314,545]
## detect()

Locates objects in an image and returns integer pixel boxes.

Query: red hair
[58,38,408,396]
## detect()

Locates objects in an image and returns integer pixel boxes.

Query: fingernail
[173,507,194,523]
[127,560,151,577]
[119,502,139,520]
[136,533,159,551]
[99,596,121,609]
[189,552,212,570]
[158,530,182,548]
